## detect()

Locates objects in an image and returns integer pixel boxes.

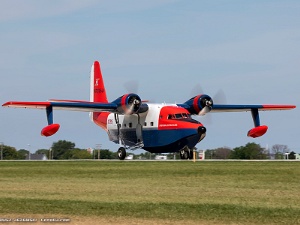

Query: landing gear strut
[117,147,126,160]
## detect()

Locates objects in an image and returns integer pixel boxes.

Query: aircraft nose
[198,126,206,134]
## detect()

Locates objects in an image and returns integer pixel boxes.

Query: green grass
[0,161,300,224]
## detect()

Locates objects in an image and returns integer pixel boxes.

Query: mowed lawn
[0,161,300,224]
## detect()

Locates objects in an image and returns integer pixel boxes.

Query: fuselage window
[129,123,132,128]
[144,122,147,126]
[150,122,154,126]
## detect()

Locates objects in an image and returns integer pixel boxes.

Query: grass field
[0,161,300,224]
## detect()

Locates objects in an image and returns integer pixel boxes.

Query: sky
[0,0,299,154]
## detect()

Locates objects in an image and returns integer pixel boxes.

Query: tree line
[0,140,296,160]
[205,143,297,160]
[0,140,118,160]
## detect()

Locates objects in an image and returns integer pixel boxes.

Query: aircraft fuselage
[105,104,206,153]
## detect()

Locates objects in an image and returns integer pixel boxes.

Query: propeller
[199,98,213,116]
[190,84,227,123]
[213,89,227,104]
[190,83,204,97]
[124,80,139,94]
[125,95,141,115]
[124,80,152,103]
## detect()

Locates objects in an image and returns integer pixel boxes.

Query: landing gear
[180,149,188,159]
[117,147,126,160]
[179,147,193,160]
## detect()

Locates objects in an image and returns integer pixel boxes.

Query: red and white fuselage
[92,103,206,153]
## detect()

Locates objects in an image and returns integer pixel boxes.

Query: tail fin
[90,61,108,103]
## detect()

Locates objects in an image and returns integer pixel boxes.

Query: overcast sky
[0,0,299,153]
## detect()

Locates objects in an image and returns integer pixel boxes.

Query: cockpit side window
[175,113,182,119]
[167,113,192,120]
[168,114,175,119]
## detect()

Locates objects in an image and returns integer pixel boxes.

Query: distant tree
[17,149,29,160]
[60,148,92,159]
[289,151,296,160]
[205,149,217,159]
[59,149,72,159]
[98,149,118,159]
[72,149,92,159]
[2,145,18,160]
[214,147,232,159]
[230,142,267,159]
[166,153,178,160]
[51,140,75,159]
[204,148,231,160]
[35,149,50,156]
[272,144,289,159]
[139,151,153,159]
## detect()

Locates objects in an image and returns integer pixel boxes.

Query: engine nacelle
[112,93,142,114]
[183,94,213,115]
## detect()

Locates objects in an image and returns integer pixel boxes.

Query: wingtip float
[41,124,60,137]
[247,125,268,138]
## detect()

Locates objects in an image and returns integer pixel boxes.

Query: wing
[178,101,295,138]
[2,100,118,137]
[2,101,118,112]
[210,104,296,138]
[211,104,296,112]
[2,99,149,137]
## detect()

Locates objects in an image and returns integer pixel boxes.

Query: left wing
[211,104,296,138]
[178,99,296,138]
[2,101,118,112]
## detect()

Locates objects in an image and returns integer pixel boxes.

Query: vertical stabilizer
[90,61,108,103]
[89,61,109,130]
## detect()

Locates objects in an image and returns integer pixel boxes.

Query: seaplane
[2,61,296,160]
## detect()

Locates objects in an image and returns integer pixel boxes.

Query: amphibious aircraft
[2,61,296,160]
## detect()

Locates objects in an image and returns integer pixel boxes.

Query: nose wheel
[117,147,126,160]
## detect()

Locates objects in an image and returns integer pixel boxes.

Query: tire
[117,147,126,160]
[180,149,189,160]
[188,150,194,160]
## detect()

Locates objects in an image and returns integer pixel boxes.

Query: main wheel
[180,149,189,160]
[188,149,194,160]
[117,147,126,160]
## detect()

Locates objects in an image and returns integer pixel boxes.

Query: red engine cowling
[184,94,213,115]
[112,93,142,114]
